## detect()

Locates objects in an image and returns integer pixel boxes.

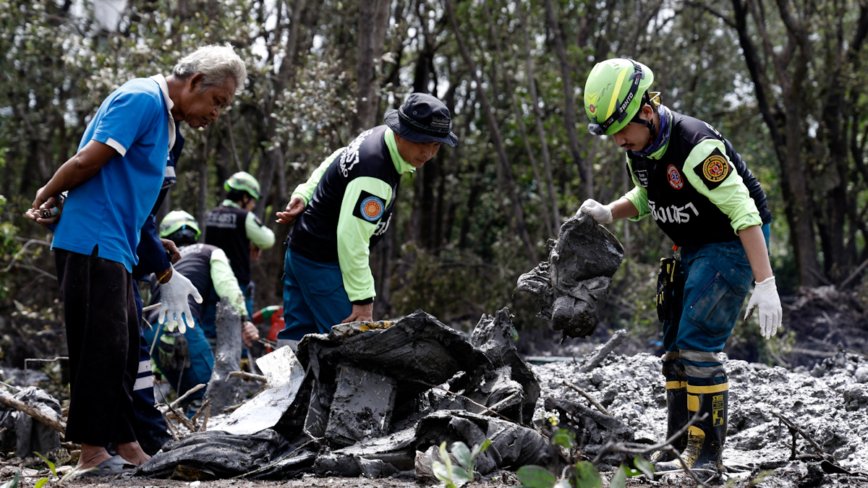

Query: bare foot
[116,441,151,466]
[78,444,112,470]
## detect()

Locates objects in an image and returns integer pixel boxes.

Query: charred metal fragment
[517,214,624,338]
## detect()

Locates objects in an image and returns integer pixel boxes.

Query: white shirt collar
[150,74,176,152]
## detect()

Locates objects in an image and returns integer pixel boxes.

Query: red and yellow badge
[363,197,383,220]
[667,165,684,189]
[702,155,729,183]
[354,191,387,223]
[587,93,599,115]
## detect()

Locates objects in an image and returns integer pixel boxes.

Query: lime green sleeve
[336,177,394,303]
[245,211,275,249]
[209,248,249,319]
[622,156,651,221]
[291,148,345,204]
[683,139,762,235]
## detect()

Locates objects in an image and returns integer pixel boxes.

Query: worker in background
[578,58,782,474]
[274,93,458,351]
[204,172,275,332]
[145,210,259,415]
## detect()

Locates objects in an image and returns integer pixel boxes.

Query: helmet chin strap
[632,109,657,152]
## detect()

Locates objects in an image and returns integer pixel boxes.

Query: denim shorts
[664,223,769,353]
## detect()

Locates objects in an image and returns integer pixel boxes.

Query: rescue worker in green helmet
[204,171,275,342]
[579,58,783,473]
[145,210,259,415]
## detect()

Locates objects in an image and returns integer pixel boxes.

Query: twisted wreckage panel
[136,309,554,479]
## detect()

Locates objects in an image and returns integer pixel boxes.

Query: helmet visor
[587,59,644,136]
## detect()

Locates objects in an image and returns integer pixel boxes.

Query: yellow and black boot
[657,374,728,473]
[651,358,689,463]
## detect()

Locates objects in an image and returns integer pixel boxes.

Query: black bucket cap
[384,93,458,147]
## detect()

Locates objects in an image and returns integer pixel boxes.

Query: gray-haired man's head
[173,44,247,96]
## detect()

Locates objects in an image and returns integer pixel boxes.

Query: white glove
[744,276,782,340]
[157,267,203,334]
[578,199,613,224]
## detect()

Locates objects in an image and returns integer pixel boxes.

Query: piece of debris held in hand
[516,213,624,338]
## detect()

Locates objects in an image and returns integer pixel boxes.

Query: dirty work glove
[578,199,613,224]
[157,268,203,334]
[744,276,782,340]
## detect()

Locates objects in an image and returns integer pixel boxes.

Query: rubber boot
[651,360,689,463]
[657,373,728,473]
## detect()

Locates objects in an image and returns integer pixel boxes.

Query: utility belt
[657,255,685,324]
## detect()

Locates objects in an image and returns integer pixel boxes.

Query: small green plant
[0,470,19,488]
[34,451,56,488]
[516,428,656,488]
[432,439,492,488]
[33,451,93,485]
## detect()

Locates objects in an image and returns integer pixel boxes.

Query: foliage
[2,0,865,366]
[517,429,654,487]
[32,451,93,485]
[432,439,491,488]
[0,470,18,488]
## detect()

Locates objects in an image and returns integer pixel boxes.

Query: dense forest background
[2,0,868,360]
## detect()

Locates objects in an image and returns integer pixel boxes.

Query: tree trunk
[515,0,560,234]
[444,0,537,263]
[729,0,822,286]
[543,0,593,200]
[353,0,390,133]
[483,1,553,239]
[255,0,305,219]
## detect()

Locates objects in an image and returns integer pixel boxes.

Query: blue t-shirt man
[46,76,173,451]
[52,77,171,270]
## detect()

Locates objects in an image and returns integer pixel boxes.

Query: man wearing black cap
[275,93,457,350]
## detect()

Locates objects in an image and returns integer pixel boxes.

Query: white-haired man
[26,45,246,474]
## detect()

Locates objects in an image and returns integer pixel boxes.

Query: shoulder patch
[253,215,264,227]
[353,190,386,223]
[693,148,732,190]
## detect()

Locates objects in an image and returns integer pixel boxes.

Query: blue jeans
[142,316,214,412]
[663,223,770,385]
[277,248,353,348]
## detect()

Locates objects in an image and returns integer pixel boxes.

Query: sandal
[76,455,137,478]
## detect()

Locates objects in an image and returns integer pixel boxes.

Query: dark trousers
[55,249,140,447]
[131,286,171,455]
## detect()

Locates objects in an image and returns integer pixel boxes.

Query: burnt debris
[138,308,555,480]
[516,213,624,338]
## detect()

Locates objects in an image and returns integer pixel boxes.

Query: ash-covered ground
[3,349,868,486]
[533,349,868,485]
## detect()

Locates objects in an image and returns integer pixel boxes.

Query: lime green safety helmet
[584,58,654,136]
[159,210,201,239]
[225,171,261,200]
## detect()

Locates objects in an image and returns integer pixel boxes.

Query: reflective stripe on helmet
[225,171,261,199]
[159,210,201,238]
[605,68,631,120]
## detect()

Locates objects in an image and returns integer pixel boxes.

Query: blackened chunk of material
[516,214,625,338]
[551,214,624,286]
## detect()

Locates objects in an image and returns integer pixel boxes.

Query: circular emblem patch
[360,196,384,222]
[667,165,683,189]
[702,155,729,182]
[589,104,596,115]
